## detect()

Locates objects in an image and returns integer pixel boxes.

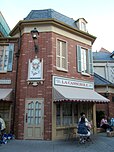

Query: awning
[0,89,13,101]
[53,86,109,103]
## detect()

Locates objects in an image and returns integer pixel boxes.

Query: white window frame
[56,103,78,127]
[56,39,68,71]
[0,45,9,72]
[81,48,88,74]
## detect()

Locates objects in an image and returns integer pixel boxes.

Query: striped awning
[53,86,109,103]
[0,89,13,101]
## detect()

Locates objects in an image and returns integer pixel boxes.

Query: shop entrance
[24,99,44,139]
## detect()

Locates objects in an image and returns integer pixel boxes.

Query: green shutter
[77,45,81,72]
[88,49,94,75]
[7,43,14,71]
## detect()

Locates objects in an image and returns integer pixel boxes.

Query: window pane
[0,47,4,71]
[28,102,34,125]
[0,45,9,71]
[74,104,78,124]
[81,48,87,73]
[62,58,66,69]
[57,41,60,56]
[57,57,60,67]
[56,104,61,126]
[81,22,86,31]
[62,42,66,57]
[62,103,72,125]
[35,101,41,125]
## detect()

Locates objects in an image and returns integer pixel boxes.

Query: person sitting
[77,113,91,143]
[100,115,113,132]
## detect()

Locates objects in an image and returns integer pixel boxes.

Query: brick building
[0,9,109,140]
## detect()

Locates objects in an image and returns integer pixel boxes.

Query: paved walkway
[0,133,114,152]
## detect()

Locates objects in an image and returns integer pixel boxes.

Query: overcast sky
[1,0,114,52]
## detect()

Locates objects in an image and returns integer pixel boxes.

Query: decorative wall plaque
[27,56,44,86]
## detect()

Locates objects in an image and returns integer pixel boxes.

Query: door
[24,99,44,139]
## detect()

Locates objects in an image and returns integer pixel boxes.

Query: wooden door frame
[24,98,44,139]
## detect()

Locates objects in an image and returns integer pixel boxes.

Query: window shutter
[88,49,94,75]
[7,43,14,71]
[77,45,81,72]
[56,40,60,67]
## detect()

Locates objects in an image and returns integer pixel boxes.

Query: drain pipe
[12,24,21,134]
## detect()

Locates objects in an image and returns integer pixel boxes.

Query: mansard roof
[24,9,78,29]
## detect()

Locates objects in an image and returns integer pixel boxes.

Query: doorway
[24,99,44,139]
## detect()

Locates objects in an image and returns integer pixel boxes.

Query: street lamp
[31,28,39,53]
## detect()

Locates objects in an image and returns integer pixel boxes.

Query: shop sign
[53,76,94,89]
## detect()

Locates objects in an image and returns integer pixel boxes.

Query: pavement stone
[0,133,114,152]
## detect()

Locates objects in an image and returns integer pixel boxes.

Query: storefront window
[56,103,78,127]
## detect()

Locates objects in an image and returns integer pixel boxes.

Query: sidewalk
[0,133,114,152]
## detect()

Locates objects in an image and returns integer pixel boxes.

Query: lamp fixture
[31,28,39,53]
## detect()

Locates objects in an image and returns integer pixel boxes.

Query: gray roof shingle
[24,9,78,29]
[94,73,113,85]
[93,51,114,61]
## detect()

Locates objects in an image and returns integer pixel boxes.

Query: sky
[1,0,114,52]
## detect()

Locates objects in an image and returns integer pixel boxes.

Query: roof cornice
[10,19,96,43]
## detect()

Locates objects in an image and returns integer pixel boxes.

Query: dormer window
[75,18,87,32]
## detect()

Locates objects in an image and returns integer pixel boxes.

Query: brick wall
[15,32,94,139]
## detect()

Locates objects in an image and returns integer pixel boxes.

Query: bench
[97,128,105,133]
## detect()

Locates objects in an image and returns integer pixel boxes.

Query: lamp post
[31,28,39,53]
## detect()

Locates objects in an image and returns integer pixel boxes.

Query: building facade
[93,48,114,83]
[0,9,109,140]
[93,48,114,123]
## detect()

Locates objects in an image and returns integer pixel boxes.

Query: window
[56,40,68,71]
[0,44,14,72]
[81,48,87,73]
[77,45,93,75]
[62,103,72,125]
[56,103,78,127]
[81,22,86,32]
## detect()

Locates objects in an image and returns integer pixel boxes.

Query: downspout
[12,25,21,134]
